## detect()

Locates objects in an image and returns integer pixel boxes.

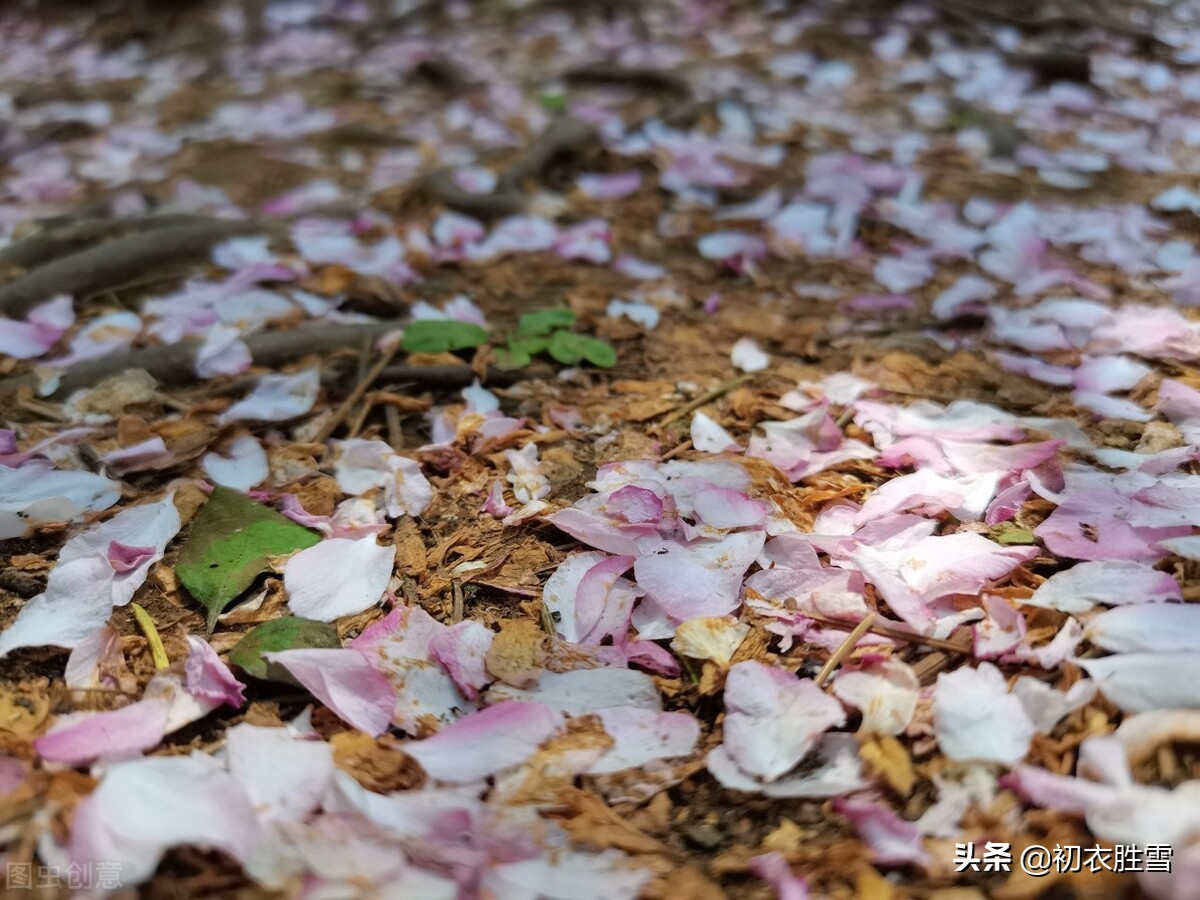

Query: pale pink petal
[201,435,269,492]
[831,658,919,735]
[588,708,700,774]
[1025,560,1181,614]
[219,368,320,424]
[933,663,1035,763]
[265,648,395,735]
[692,486,766,529]
[486,850,652,900]
[101,437,174,473]
[707,733,864,797]
[1012,677,1098,733]
[1086,604,1200,653]
[505,443,550,504]
[284,537,394,621]
[64,625,128,690]
[973,595,1027,659]
[543,551,610,642]
[487,668,660,715]
[0,295,74,359]
[69,754,260,888]
[731,337,769,372]
[0,558,116,656]
[404,701,561,782]
[224,723,334,824]
[195,324,252,378]
[1076,653,1200,712]
[428,621,494,701]
[577,171,642,199]
[482,479,514,517]
[722,661,846,781]
[576,555,640,644]
[690,411,741,453]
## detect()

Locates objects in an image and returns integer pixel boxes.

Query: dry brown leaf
[331,732,424,793]
[860,734,916,797]
[485,618,547,688]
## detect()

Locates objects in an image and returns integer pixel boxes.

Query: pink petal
[487,668,660,715]
[265,648,395,735]
[577,171,642,200]
[833,795,930,865]
[107,541,156,573]
[404,701,561,782]
[749,852,809,900]
[185,636,246,708]
[690,411,741,453]
[973,595,1027,659]
[692,486,766,529]
[224,723,334,824]
[634,531,765,619]
[577,561,642,645]
[35,700,171,764]
[64,625,129,690]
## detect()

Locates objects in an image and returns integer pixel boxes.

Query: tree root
[0,320,537,401]
[0,219,274,318]
[0,213,231,272]
[928,0,1163,48]
[560,63,692,99]
[420,117,599,218]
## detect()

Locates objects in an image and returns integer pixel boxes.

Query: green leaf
[495,336,550,370]
[402,320,489,354]
[229,617,341,680]
[547,330,616,368]
[176,487,321,632]
[517,309,576,338]
[539,92,567,112]
[995,526,1036,545]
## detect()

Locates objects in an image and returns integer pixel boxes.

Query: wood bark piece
[0,219,272,317]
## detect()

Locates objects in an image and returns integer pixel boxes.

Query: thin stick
[452,581,464,624]
[385,403,404,448]
[815,612,876,686]
[313,341,402,443]
[800,608,970,654]
[661,373,753,428]
[130,602,170,669]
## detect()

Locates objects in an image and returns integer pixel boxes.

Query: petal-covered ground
[1,0,1200,897]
